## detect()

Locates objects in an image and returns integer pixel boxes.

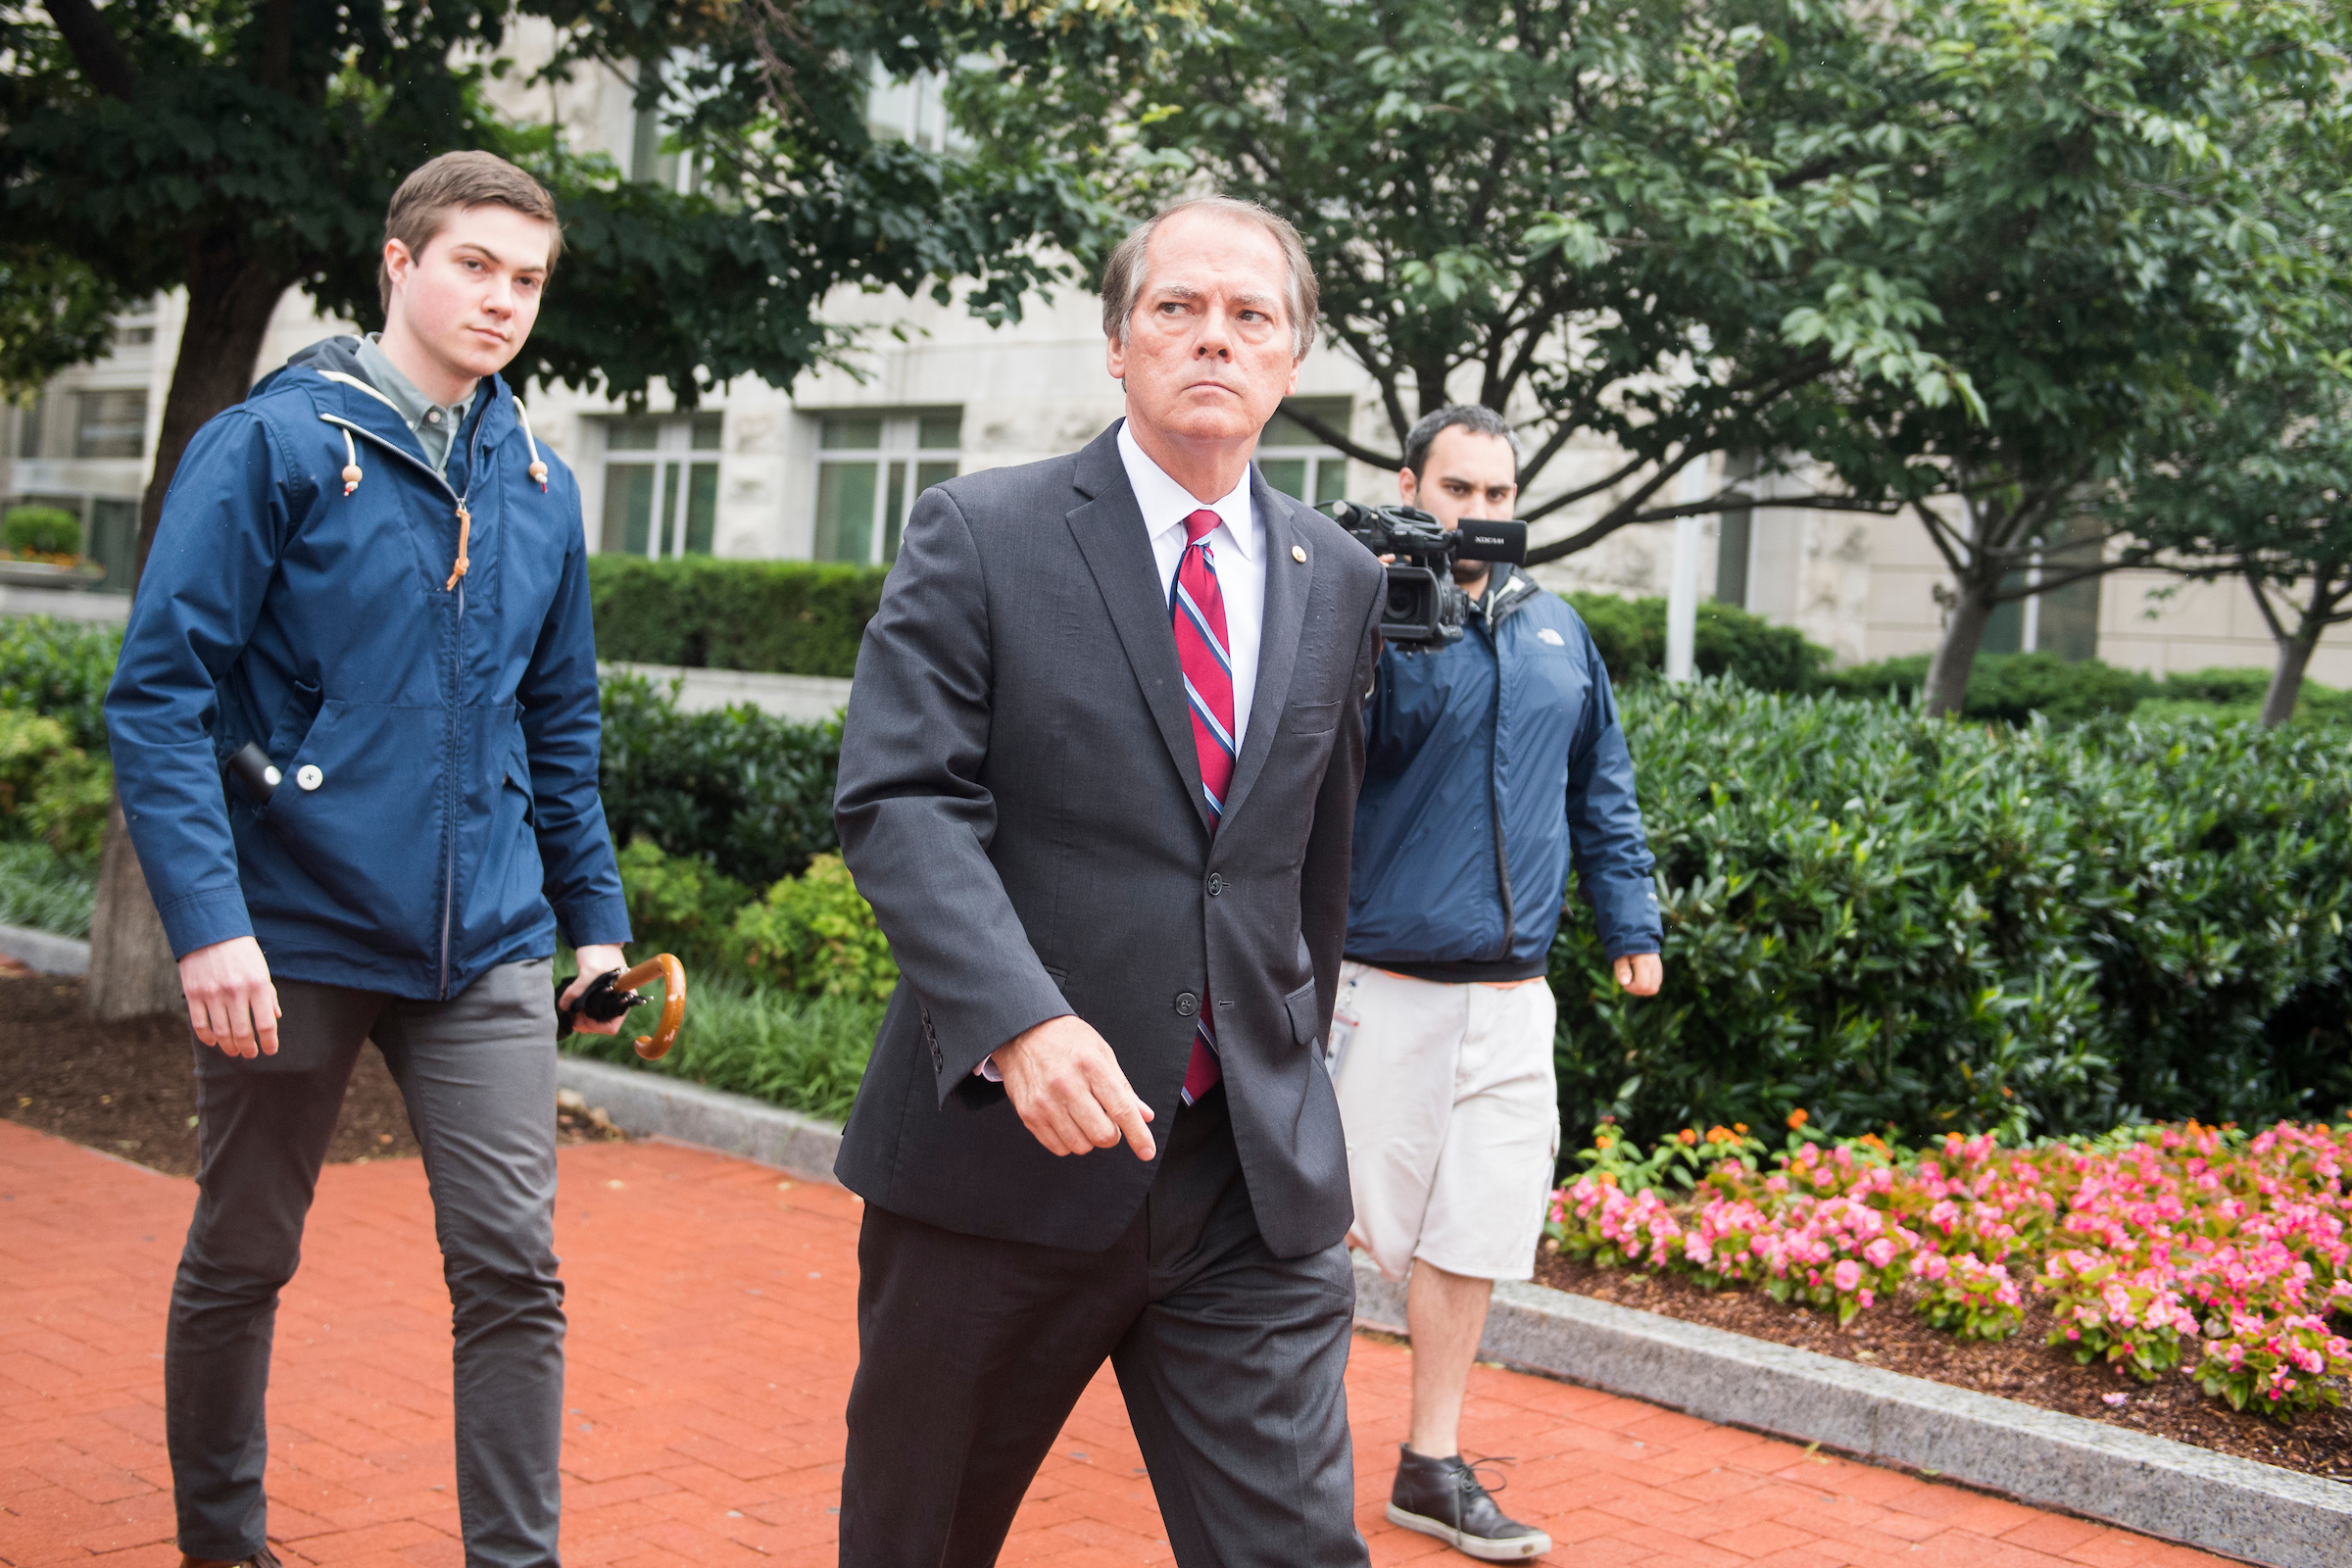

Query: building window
[865,64,967,154]
[1984,517,2101,661]
[1713,453,1760,608]
[74,390,146,460]
[1258,399,1351,506]
[599,415,722,559]
[811,411,960,565]
[86,499,138,594]
[15,396,45,460]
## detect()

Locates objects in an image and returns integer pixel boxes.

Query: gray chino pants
[167,958,565,1568]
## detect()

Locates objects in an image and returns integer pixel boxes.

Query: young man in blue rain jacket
[106,152,632,1568]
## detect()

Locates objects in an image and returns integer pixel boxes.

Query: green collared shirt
[354,334,475,478]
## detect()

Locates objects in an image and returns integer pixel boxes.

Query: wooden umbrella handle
[615,954,687,1061]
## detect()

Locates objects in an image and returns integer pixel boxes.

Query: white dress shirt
[1119,420,1266,754]
[980,425,1269,1084]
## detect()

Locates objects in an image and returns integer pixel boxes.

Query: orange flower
[1679,1128,1698,1146]
[1705,1125,1737,1146]
[1734,1123,1749,1135]
[1594,1133,1614,1150]
[1788,1108,1810,1130]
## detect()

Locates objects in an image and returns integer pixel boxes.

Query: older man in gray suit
[832,195,1387,1568]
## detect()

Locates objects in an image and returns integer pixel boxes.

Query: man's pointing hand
[995,1014,1157,1161]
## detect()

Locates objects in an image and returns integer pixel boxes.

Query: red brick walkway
[0,1119,2228,1568]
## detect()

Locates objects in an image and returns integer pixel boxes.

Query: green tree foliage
[2107,369,2352,727]
[1777,0,2352,715]
[0,0,1156,578]
[962,0,1975,551]
[0,243,123,398]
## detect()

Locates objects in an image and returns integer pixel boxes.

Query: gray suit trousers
[167,958,565,1568]
[839,1088,1368,1568]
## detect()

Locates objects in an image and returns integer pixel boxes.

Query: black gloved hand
[556,968,649,1037]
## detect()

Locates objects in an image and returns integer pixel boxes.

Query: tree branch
[43,0,138,100]
[1275,399,1399,469]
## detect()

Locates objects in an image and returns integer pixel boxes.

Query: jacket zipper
[1476,581,1518,962]
[318,411,483,999]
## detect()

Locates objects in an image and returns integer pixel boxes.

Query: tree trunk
[85,794,184,1019]
[133,248,292,573]
[2261,626,2322,729]
[1923,580,1996,718]
[84,247,290,1020]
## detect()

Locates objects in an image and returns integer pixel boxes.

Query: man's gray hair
[1402,404,1519,478]
[1100,196,1319,362]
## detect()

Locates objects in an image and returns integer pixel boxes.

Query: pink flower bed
[1544,1118,2352,1419]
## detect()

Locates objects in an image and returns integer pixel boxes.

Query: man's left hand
[1611,953,1663,997]
[562,944,632,1035]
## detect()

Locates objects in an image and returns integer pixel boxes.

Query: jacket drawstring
[339,427,362,496]
[445,503,471,592]
[515,399,549,492]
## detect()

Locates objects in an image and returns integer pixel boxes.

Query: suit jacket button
[1205,872,1224,897]
[1175,992,1199,1018]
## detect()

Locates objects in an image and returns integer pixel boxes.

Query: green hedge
[588,556,890,677]
[1551,682,2352,1147]
[1826,652,2352,726]
[598,673,842,889]
[1565,593,1833,694]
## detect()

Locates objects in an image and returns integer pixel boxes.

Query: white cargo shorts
[1327,959,1561,1283]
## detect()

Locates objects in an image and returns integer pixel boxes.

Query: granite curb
[0,922,89,974]
[1354,1262,2352,1568]
[555,1054,844,1180]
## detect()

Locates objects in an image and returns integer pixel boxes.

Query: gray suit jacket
[832,421,1386,1257]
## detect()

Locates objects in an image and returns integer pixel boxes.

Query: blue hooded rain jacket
[105,336,630,1000]
[1347,564,1661,979]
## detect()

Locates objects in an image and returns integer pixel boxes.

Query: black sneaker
[1387,1446,1552,1561]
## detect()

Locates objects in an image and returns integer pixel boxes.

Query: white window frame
[808,410,962,566]
[598,414,723,560]
[1256,398,1351,506]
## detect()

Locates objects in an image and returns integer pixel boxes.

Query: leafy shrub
[612,836,749,974]
[4,505,81,557]
[0,709,70,821]
[564,972,881,1123]
[25,747,111,858]
[0,616,121,752]
[598,673,842,888]
[1552,682,2352,1147]
[0,839,96,937]
[1563,592,1832,693]
[731,853,898,1004]
[588,555,889,677]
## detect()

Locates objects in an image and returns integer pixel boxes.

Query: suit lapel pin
[1292,544,1306,563]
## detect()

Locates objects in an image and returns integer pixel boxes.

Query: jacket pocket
[1284,698,1342,736]
[1284,976,1321,1045]
[503,727,535,827]
[258,701,446,948]
[263,677,323,762]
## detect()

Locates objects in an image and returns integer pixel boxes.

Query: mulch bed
[1533,1246,2352,1483]
[0,970,623,1179]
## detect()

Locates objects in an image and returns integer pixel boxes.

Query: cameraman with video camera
[1331,405,1662,1561]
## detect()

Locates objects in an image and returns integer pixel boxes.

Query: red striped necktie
[1172,508,1234,1103]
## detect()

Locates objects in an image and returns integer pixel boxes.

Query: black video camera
[1330,501,1529,647]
